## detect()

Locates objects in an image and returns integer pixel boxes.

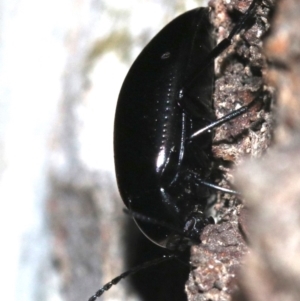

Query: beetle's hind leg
[204,0,262,64]
[184,0,262,94]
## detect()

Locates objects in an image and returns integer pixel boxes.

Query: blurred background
[0,0,207,300]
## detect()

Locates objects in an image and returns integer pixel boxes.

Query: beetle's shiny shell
[114,8,214,247]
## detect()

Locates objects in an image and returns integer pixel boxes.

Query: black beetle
[89,0,263,300]
[114,0,260,250]
[114,7,216,251]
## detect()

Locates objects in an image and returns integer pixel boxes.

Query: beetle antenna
[88,254,177,301]
[123,208,187,236]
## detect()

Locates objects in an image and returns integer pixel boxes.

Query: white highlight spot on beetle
[161,52,171,59]
[156,147,166,172]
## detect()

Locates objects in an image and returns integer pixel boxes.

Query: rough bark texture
[235,0,300,300]
[186,0,275,300]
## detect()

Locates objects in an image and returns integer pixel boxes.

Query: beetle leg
[184,0,262,93]
[189,94,263,139]
[189,170,239,195]
[205,0,262,62]
[159,187,183,218]
[195,179,239,195]
[123,208,185,236]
